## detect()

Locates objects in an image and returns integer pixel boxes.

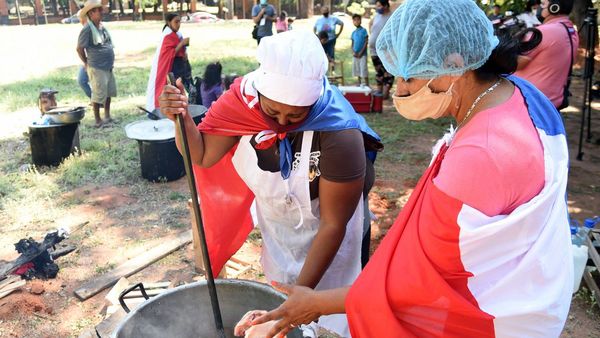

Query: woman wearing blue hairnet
[246,0,572,337]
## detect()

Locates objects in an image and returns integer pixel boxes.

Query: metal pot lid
[149,105,207,120]
[45,106,85,114]
[124,119,175,141]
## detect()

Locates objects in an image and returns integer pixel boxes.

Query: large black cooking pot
[125,119,185,182]
[29,122,80,167]
[113,279,302,338]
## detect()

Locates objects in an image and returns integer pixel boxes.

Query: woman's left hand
[250,282,322,338]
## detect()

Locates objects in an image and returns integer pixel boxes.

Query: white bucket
[572,244,589,293]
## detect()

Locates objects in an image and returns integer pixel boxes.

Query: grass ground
[0,18,599,337]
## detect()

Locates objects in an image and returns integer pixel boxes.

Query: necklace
[456,78,503,130]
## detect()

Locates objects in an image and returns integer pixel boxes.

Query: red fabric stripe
[198,77,271,136]
[192,146,255,277]
[153,32,179,109]
[346,146,495,337]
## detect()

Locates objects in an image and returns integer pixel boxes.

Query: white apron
[231,131,363,337]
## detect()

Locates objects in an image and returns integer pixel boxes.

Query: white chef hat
[254,30,329,106]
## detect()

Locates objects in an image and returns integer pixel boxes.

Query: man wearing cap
[76,0,116,127]
[159,30,381,337]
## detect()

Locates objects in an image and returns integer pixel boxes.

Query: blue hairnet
[376,0,499,80]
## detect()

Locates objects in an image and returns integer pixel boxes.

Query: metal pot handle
[118,283,150,313]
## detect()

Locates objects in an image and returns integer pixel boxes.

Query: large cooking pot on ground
[125,119,185,182]
[113,279,302,338]
[29,122,81,167]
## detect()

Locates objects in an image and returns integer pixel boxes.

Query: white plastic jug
[572,244,589,293]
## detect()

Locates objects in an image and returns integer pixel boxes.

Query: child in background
[318,30,334,64]
[287,17,294,30]
[200,62,223,108]
[351,14,369,86]
[276,11,288,33]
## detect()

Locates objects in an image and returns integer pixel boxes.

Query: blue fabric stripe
[507,75,566,136]
[278,78,381,178]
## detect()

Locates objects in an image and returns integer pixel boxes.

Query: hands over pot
[243,282,322,338]
[235,310,284,337]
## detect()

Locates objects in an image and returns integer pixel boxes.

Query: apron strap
[287,131,314,229]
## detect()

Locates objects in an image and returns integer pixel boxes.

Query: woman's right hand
[251,282,323,338]
[158,78,188,122]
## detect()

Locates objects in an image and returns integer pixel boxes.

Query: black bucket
[137,138,185,182]
[29,122,80,167]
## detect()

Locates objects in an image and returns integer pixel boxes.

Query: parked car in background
[61,14,80,24]
[182,11,221,23]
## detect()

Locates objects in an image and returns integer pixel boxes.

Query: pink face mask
[392,79,455,120]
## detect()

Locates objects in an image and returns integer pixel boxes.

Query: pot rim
[112,279,286,338]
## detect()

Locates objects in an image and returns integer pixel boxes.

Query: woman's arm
[295,130,366,288]
[295,177,364,288]
[159,80,238,167]
[175,37,190,53]
[251,283,350,338]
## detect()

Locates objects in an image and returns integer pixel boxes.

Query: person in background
[77,66,92,99]
[313,6,344,61]
[318,30,334,65]
[247,0,571,337]
[146,12,191,113]
[351,14,369,86]
[76,10,91,98]
[369,0,393,99]
[514,0,578,109]
[252,0,276,45]
[76,0,116,128]
[488,4,504,21]
[517,0,542,27]
[276,10,288,33]
[200,62,223,108]
[287,17,294,30]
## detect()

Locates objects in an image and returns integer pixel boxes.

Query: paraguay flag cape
[193,71,382,276]
[345,75,572,338]
[145,27,182,112]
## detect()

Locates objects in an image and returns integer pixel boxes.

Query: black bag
[252,25,258,40]
[192,77,203,105]
[558,23,575,110]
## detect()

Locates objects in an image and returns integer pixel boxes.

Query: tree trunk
[118,0,124,14]
[298,0,312,18]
